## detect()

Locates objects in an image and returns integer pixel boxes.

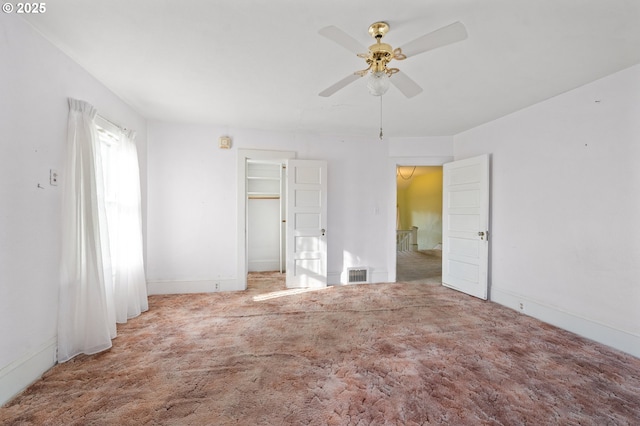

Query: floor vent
[347,268,369,284]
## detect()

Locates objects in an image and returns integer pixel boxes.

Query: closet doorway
[247,160,285,273]
[237,149,295,290]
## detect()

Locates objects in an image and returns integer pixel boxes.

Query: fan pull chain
[379,95,384,140]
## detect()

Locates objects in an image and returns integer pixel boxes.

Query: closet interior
[246,160,286,273]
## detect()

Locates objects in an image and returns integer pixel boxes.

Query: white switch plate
[50,169,59,186]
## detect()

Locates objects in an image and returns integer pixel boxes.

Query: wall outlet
[518,302,525,312]
[215,282,220,291]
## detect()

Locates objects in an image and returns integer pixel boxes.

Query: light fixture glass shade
[367,71,390,96]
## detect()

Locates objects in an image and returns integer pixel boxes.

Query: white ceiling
[23,0,640,138]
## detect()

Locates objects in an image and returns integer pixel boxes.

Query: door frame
[237,149,296,290]
[387,156,453,282]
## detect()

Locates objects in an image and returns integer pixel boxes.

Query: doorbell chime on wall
[219,136,232,149]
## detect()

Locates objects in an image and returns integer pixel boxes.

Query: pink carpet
[2,272,640,425]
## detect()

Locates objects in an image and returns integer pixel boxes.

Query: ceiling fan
[318,21,468,98]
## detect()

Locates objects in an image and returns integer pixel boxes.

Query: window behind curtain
[94,115,148,323]
[95,117,120,281]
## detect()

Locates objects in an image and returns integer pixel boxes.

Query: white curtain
[58,99,115,362]
[58,99,148,363]
[101,129,148,323]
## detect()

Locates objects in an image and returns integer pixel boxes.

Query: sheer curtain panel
[58,100,148,363]
[102,129,148,323]
[58,99,115,362]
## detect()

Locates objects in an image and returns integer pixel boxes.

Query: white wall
[388,136,454,158]
[146,123,392,292]
[0,16,147,405]
[248,198,281,272]
[454,64,640,357]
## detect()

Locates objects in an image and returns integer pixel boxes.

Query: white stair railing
[396,226,418,252]
[397,230,411,251]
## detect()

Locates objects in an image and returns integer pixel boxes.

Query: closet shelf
[247,176,280,181]
[248,192,280,199]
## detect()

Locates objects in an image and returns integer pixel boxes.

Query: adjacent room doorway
[391,155,491,299]
[395,165,443,283]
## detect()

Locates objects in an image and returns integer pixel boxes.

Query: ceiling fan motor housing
[368,42,394,73]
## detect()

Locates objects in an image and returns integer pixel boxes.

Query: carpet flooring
[2,273,640,425]
[396,249,442,283]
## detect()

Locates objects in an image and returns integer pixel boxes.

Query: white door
[286,160,328,288]
[442,154,490,299]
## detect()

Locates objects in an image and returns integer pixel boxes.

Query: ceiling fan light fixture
[367,71,390,96]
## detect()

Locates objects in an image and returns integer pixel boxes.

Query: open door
[442,154,490,299]
[286,160,328,288]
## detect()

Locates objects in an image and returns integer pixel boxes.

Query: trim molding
[370,270,390,284]
[491,288,640,358]
[0,337,56,406]
[147,278,239,294]
[248,260,281,272]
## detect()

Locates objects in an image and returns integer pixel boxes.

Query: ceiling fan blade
[319,73,362,97]
[399,21,468,58]
[390,71,423,98]
[319,26,366,54]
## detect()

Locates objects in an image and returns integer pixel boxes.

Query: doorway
[395,165,443,283]
[237,149,295,290]
[238,151,329,290]
[247,160,285,273]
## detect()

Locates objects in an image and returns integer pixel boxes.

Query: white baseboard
[491,288,640,358]
[147,278,240,295]
[248,259,281,272]
[370,270,390,284]
[0,337,57,406]
[149,270,390,291]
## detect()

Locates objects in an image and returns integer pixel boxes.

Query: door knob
[478,231,488,241]
[321,228,326,236]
